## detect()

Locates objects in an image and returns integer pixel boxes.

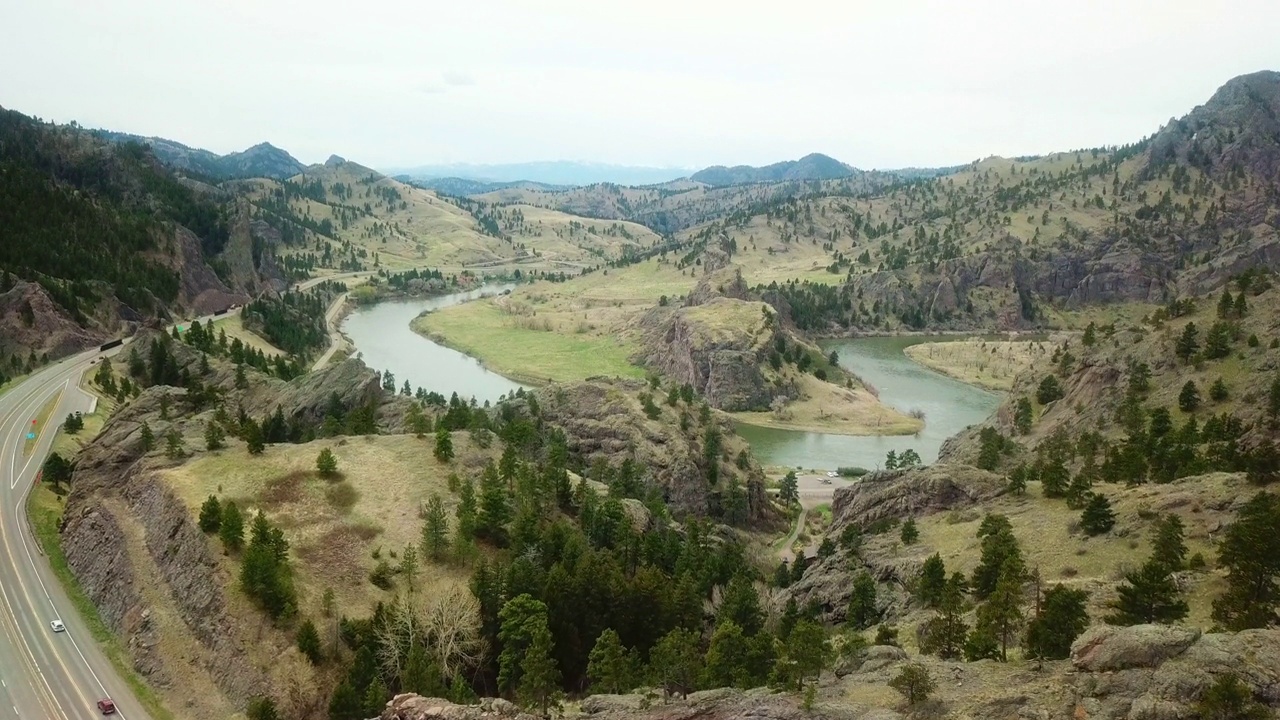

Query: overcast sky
[4,0,1278,171]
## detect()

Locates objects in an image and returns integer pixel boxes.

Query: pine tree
[361,676,388,719]
[1212,492,1280,630]
[477,462,511,545]
[1007,463,1028,495]
[702,620,750,688]
[779,471,799,506]
[497,594,548,694]
[1178,381,1201,412]
[919,573,968,659]
[900,518,919,544]
[889,663,934,706]
[219,501,244,553]
[972,517,1024,599]
[916,553,947,607]
[1106,557,1188,625]
[519,622,561,715]
[1151,515,1187,571]
[1217,288,1234,319]
[165,428,184,459]
[1175,322,1199,363]
[244,419,265,455]
[974,559,1024,661]
[647,627,702,699]
[1024,585,1089,660]
[1210,377,1229,402]
[328,681,361,720]
[316,447,338,477]
[246,697,281,720]
[847,571,878,630]
[1036,375,1063,404]
[422,494,449,560]
[434,427,454,462]
[1082,322,1097,346]
[1014,397,1033,435]
[139,421,154,452]
[204,420,225,451]
[587,628,632,694]
[1080,493,1116,536]
[198,495,222,533]
[296,618,323,664]
[783,619,830,691]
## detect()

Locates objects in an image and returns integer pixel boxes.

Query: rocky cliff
[60,387,271,713]
[534,377,771,522]
[635,269,800,412]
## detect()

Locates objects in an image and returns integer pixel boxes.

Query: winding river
[342,289,1001,469]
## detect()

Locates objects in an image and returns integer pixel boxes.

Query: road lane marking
[6,380,69,490]
[7,368,133,719]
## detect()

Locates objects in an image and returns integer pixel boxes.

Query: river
[342,289,1001,469]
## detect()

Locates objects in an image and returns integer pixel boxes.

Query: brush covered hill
[56,326,774,718]
[232,157,654,275]
[941,269,1280,478]
[690,152,859,186]
[661,71,1280,335]
[473,173,900,236]
[0,108,282,362]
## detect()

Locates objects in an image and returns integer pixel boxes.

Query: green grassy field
[412,300,646,384]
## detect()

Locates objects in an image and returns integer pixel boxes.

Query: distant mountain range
[91,131,305,180]
[689,153,860,186]
[383,161,697,187]
[397,176,573,196]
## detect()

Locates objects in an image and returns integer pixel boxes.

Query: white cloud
[1,0,1277,168]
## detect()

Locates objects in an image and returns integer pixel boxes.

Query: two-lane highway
[0,270,372,719]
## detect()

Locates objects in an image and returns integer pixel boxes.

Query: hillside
[474,173,900,235]
[0,108,277,360]
[50,324,773,718]
[93,131,305,180]
[691,152,859,186]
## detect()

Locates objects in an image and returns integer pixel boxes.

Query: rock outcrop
[1069,625,1280,718]
[374,688,891,720]
[0,280,105,358]
[535,378,770,521]
[829,464,1007,531]
[61,387,269,707]
[634,268,793,412]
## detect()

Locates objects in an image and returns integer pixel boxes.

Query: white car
[50,620,65,633]
[826,471,838,478]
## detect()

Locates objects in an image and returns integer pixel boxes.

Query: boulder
[830,465,1006,531]
[1071,625,1201,672]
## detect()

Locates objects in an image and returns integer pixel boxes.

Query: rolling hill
[690,152,860,186]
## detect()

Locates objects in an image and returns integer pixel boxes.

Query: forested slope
[0,108,263,359]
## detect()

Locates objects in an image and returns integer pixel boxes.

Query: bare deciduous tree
[424,586,486,680]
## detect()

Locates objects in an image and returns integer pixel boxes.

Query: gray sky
[4,0,1278,170]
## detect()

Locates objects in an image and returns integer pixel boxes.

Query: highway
[0,270,370,719]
